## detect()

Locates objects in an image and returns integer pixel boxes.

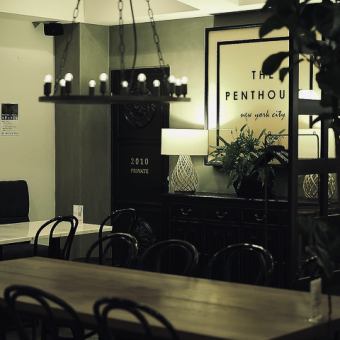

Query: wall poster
[205,25,289,163]
[0,103,19,136]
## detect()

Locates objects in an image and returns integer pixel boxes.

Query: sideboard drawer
[242,209,287,225]
[170,204,204,219]
[205,205,240,222]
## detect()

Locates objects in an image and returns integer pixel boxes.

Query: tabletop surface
[0,257,338,340]
[0,221,109,245]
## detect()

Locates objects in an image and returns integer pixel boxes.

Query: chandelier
[39,0,190,105]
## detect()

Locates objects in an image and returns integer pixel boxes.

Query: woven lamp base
[170,155,198,192]
[302,173,337,199]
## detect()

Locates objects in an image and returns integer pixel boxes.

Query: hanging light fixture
[39,0,190,105]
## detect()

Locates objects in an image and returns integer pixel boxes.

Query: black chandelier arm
[54,0,82,94]
[129,0,138,89]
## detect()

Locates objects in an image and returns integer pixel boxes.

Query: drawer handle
[180,208,192,216]
[254,213,265,222]
[216,211,228,219]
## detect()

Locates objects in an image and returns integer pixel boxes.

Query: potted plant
[209,125,287,198]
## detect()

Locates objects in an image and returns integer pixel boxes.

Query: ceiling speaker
[44,23,64,36]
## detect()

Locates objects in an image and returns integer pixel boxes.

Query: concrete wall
[55,24,111,224]
[0,13,55,220]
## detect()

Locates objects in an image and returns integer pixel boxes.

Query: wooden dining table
[0,257,338,339]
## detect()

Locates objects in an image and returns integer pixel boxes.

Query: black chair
[93,297,179,340]
[0,180,29,224]
[207,243,274,286]
[4,285,85,340]
[138,239,199,276]
[85,232,138,267]
[74,209,137,263]
[2,216,78,260]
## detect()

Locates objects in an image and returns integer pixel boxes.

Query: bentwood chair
[207,243,274,286]
[2,216,78,260]
[93,297,180,340]
[74,209,137,264]
[33,215,78,259]
[4,285,85,340]
[138,239,199,276]
[85,232,138,268]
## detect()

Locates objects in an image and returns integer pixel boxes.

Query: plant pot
[233,173,274,199]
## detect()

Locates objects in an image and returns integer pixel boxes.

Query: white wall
[0,13,55,220]
[0,0,85,22]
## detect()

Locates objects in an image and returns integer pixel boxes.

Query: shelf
[297,158,339,175]
[297,99,329,115]
[39,95,191,105]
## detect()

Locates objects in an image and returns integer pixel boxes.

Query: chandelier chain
[146,0,166,69]
[55,0,82,94]
[118,0,126,74]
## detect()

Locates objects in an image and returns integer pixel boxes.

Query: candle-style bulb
[121,80,129,95]
[65,73,74,82]
[137,73,147,94]
[152,79,161,96]
[181,76,188,85]
[64,72,73,95]
[175,78,182,97]
[59,79,66,96]
[43,74,53,96]
[99,73,108,95]
[168,75,176,96]
[88,80,96,95]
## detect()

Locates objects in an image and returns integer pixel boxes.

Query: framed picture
[205,25,289,164]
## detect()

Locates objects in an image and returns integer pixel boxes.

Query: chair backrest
[4,285,85,340]
[93,297,179,340]
[33,216,78,260]
[207,243,274,286]
[85,232,138,267]
[98,209,137,261]
[0,180,29,224]
[139,239,199,276]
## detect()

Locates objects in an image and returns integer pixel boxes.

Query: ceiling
[0,0,266,25]
[84,0,266,25]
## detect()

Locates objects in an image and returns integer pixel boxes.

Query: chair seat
[1,243,49,260]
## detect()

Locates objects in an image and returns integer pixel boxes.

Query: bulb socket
[89,87,95,96]
[65,81,72,95]
[100,81,106,95]
[44,82,52,96]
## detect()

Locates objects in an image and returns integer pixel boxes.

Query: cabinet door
[169,220,205,252]
[168,220,204,276]
[206,223,239,255]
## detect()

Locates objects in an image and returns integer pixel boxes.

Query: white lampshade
[161,129,208,156]
[298,90,321,100]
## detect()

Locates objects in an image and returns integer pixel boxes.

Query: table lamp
[161,129,208,192]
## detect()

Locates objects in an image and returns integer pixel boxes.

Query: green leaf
[217,135,228,145]
[262,52,289,75]
[259,15,285,38]
[279,67,290,82]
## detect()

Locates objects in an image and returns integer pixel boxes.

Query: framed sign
[205,25,289,162]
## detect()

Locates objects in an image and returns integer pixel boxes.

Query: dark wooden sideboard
[162,192,289,287]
